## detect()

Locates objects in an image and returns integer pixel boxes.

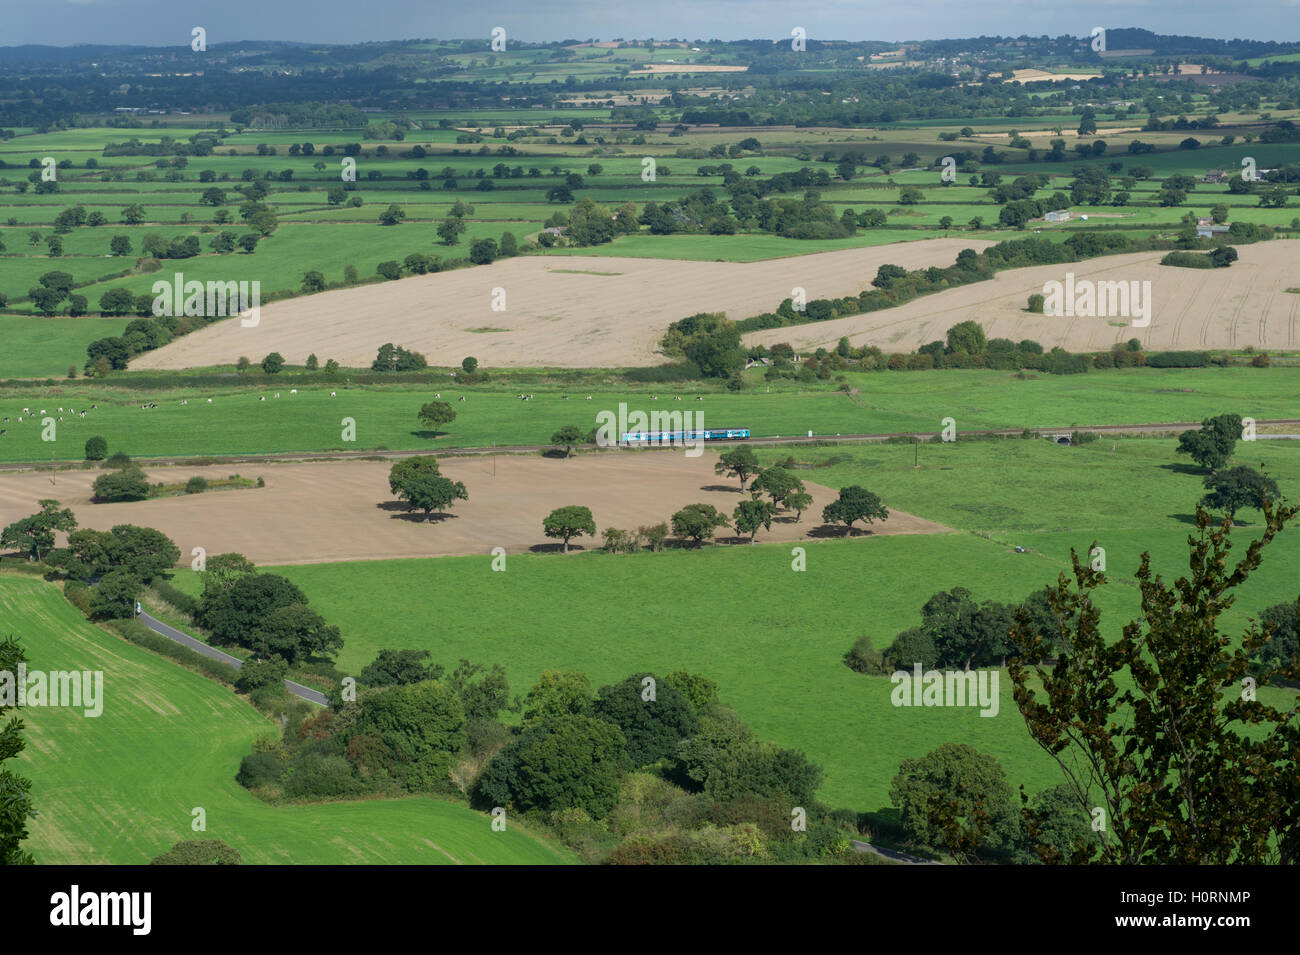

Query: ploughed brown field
[746,240,1300,355]
[128,240,991,371]
[0,453,951,566]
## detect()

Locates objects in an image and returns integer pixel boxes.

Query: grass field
[1,119,1294,378]
[4,573,575,864]
[161,436,1300,811]
[0,366,1294,463]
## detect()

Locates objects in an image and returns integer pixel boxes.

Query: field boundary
[2,419,1298,473]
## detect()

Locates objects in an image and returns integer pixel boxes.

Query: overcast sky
[8,0,1300,47]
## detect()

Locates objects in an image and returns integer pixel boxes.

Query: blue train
[619,428,751,443]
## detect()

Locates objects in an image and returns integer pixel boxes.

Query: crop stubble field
[0,453,950,565]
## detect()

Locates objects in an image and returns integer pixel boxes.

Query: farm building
[1044,210,1071,223]
[1196,216,1229,238]
[1202,169,1227,183]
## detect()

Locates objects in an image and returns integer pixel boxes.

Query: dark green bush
[64,580,93,616]
[1146,350,1211,368]
[844,634,886,674]
[150,839,242,865]
[84,435,107,460]
[236,752,284,788]
[151,579,197,615]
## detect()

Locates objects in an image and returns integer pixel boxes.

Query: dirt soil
[129,240,992,371]
[0,453,952,566]
[746,240,1300,354]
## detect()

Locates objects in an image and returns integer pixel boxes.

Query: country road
[851,840,943,865]
[3,418,1297,473]
[137,610,328,706]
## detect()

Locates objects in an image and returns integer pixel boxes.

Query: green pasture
[0,367,1295,463]
[156,435,1300,811]
[3,573,575,864]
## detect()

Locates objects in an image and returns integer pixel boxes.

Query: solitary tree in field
[1008,497,1300,864]
[84,436,107,461]
[1200,466,1280,524]
[714,447,760,491]
[551,425,585,458]
[378,204,406,226]
[418,401,456,436]
[388,456,443,496]
[733,499,776,543]
[822,486,889,536]
[543,506,596,553]
[1176,413,1242,471]
[397,473,468,521]
[786,490,813,522]
[260,352,285,374]
[671,503,730,547]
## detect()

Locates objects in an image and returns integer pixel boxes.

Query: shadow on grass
[410,430,447,440]
[1170,511,1257,527]
[1157,462,1210,477]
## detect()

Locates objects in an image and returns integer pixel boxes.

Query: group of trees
[26,270,85,317]
[85,312,214,376]
[1176,413,1282,524]
[890,743,1091,863]
[371,342,427,372]
[847,584,1063,676]
[194,553,342,664]
[1002,498,1300,863]
[871,492,1300,864]
[539,449,883,552]
[234,652,852,863]
[659,312,746,381]
[1,499,181,620]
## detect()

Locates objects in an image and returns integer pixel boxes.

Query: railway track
[4,419,1300,474]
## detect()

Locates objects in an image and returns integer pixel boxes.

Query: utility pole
[914,435,919,469]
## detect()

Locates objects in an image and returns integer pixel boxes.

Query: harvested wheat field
[630,64,748,74]
[0,453,951,565]
[1004,68,1102,83]
[746,240,1300,355]
[129,240,992,371]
